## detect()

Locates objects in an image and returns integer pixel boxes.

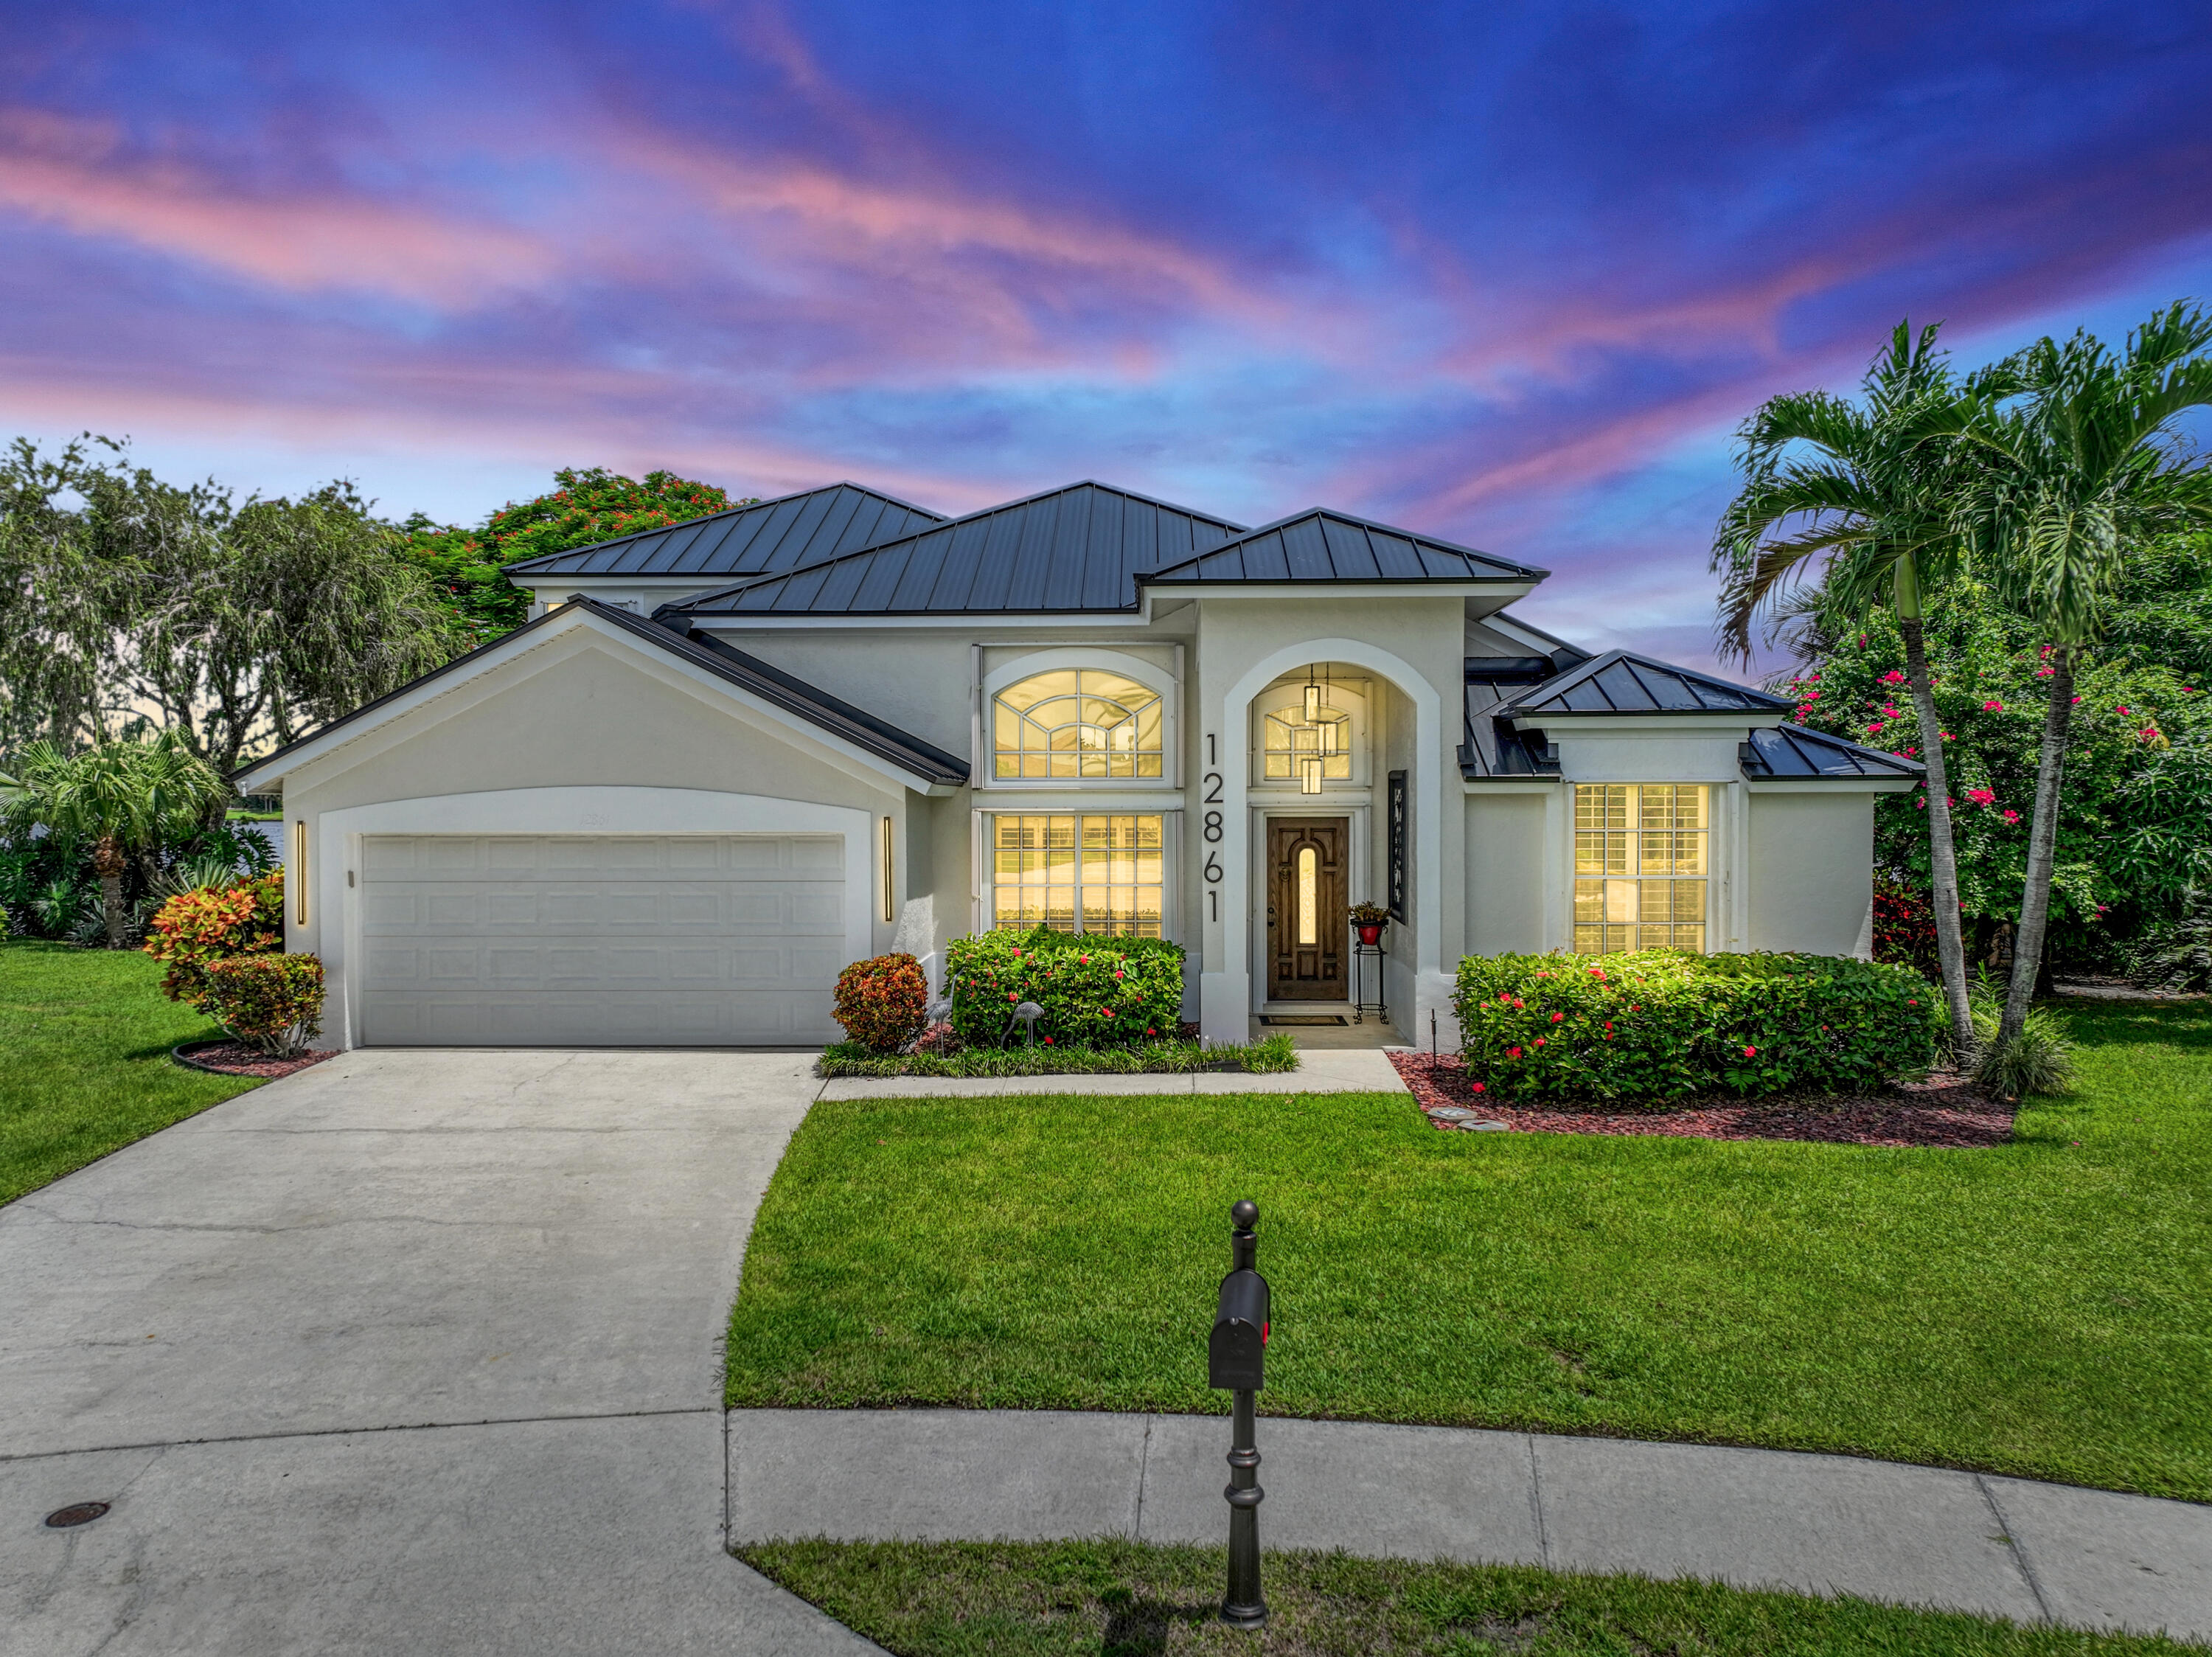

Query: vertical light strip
[291,820,309,927]
[880,816,895,924]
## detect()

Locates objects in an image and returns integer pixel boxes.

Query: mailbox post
[1208,1198,1270,1630]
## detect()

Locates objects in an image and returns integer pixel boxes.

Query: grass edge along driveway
[740,1538,2206,1657]
[1,938,260,1208]
[726,1003,2212,1504]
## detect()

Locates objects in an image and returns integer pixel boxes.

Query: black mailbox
[1209,1270,1270,1392]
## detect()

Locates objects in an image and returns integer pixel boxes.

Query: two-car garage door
[358,834,847,1046]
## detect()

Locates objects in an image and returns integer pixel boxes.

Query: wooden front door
[1267,818,1347,1000]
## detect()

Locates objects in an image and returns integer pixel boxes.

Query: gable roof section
[670,482,1246,616]
[499,483,945,581]
[1139,507,1545,586]
[232,597,967,793]
[1495,650,1792,718]
[1740,724,1922,780]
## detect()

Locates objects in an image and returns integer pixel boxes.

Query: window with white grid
[1573,784,1708,953]
[988,814,1164,936]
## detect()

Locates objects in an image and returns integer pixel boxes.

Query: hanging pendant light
[1299,755,1324,794]
[1318,717,1338,756]
[1301,666,1322,725]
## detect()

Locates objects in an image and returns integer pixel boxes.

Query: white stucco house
[234,480,1920,1051]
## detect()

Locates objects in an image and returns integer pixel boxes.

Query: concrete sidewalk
[728,1408,2212,1642]
[817,1046,1407,1099]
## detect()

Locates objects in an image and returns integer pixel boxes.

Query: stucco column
[1197,642,1251,1044]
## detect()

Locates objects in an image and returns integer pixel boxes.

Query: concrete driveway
[0,1049,877,1656]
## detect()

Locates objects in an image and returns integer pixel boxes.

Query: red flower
[1742,1045,1757,1058]
[1043,1035,1054,1044]
[1506,1046,1522,1060]
[1470,1082,1486,1093]
[1533,1037,1545,1047]
[1146,1026,1157,1036]
[1983,699,2003,712]
[1007,993,1018,1003]
[1551,1011,1563,1023]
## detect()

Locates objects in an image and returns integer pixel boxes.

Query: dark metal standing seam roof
[1495,650,1793,717]
[1739,725,1923,780]
[669,482,1248,616]
[498,483,945,580]
[1456,650,1918,782]
[1138,507,1546,585]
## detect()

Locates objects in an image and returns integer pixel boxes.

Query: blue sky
[3,1,2208,670]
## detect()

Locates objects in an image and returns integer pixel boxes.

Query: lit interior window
[1262,704,1352,781]
[992,670,1164,780]
[1572,784,1708,953]
[990,814,1164,936]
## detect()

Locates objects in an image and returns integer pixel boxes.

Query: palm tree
[1958,302,2212,1052]
[1711,322,1978,1057]
[0,732,232,947]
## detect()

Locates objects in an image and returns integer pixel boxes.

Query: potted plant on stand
[1349,902,1391,947]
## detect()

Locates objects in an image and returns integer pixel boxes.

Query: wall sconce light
[1299,755,1324,795]
[291,821,309,926]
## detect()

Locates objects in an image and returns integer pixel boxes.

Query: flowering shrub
[1453,951,1941,1101]
[943,927,1184,1049]
[143,871,284,1007]
[1780,545,2212,968]
[832,953,930,1053]
[201,953,325,1056]
[1870,875,1938,979]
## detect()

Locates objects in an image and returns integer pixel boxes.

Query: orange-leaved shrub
[832,953,929,1052]
[202,953,326,1057]
[143,870,284,1007]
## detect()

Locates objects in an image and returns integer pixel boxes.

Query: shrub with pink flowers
[1779,541,2212,970]
[1453,951,1940,1102]
[942,926,1184,1049]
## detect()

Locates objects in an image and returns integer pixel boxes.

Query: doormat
[1262,1015,1348,1026]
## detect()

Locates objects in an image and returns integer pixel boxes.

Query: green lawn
[740,1539,2202,1656]
[726,1003,2212,1501]
[1,938,260,1206]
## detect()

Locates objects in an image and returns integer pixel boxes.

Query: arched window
[992,669,1164,780]
[1261,704,1352,782]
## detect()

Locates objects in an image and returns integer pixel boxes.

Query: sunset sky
[5,1,2209,670]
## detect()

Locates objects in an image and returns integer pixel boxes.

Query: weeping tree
[1958,302,2212,1053]
[0,436,125,751]
[0,732,231,946]
[1711,322,1979,1057]
[1,438,463,771]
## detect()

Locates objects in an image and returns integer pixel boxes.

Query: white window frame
[1567,781,1717,955]
[977,648,1180,792]
[1249,673,1371,793]
[970,807,1181,941]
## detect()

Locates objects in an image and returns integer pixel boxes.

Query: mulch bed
[1387,1051,2015,1148]
[172,1040,337,1080]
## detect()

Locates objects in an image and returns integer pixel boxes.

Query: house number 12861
[1203,734,1222,920]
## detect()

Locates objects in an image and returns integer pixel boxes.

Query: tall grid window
[992,670,1164,779]
[1573,784,1708,953]
[990,814,1164,936]
[1260,704,1352,781]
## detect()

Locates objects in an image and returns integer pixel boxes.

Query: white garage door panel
[357,833,847,1047]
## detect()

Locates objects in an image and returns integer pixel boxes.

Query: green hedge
[944,927,1184,1050]
[1453,951,1941,1101]
[816,1032,1296,1077]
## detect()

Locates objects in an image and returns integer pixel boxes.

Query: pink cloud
[0,107,559,306]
